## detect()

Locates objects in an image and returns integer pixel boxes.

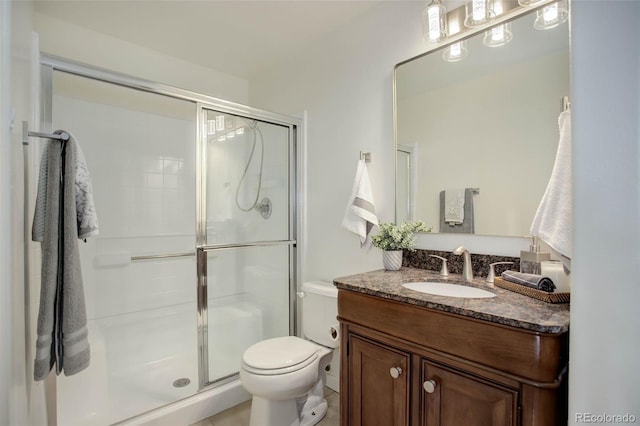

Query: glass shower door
[199,109,295,385]
[50,71,198,425]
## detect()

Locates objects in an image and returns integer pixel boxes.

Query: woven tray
[494,277,570,304]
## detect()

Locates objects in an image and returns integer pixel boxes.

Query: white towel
[342,159,378,248]
[530,110,572,259]
[444,189,465,225]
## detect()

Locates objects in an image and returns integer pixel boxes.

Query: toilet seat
[242,336,320,376]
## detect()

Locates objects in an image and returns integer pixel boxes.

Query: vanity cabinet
[338,290,568,426]
[348,335,410,426]
[420,359,517,426]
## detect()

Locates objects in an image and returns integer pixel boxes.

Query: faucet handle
[486,262,514,284]
[429,255,449,277]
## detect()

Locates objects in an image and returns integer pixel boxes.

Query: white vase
[382,250,403,271]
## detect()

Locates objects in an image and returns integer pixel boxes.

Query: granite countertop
[333,267,570,334]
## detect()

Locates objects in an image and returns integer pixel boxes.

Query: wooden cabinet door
[348,334,410,426]
[421,359,518,426]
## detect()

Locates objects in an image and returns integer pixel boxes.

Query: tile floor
[189,387,340,426]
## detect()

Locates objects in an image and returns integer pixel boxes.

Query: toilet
[240,281,339,426]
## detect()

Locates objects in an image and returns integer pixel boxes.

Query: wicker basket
[494,277,570,304]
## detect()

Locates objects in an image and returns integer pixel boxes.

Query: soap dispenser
[520,236,550,275]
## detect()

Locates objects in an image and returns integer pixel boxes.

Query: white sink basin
[402,282,496,299]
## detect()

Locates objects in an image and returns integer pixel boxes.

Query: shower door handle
[130,252,195,262]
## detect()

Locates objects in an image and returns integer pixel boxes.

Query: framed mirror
[394,2,570,238]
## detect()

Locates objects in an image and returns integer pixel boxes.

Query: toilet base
[300,399,327,426]
[249,396,300,426]
[248,394,328,426]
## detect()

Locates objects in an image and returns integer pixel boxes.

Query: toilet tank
[301,281,339,349]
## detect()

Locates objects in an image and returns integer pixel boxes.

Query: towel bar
[22,121,69,145]
[130,252,195,262]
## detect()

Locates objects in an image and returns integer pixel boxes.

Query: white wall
[569,1,640,423]
[34,12,249,104]
[0,1,36,425]
[251,0,640,422]
[250,1,427,281]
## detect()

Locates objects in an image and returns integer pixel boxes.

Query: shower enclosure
[34,55,300,425]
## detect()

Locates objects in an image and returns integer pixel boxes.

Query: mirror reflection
[395,7,569,237]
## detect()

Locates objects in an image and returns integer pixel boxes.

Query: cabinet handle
[389,367,403,379]
[423,379,437,393]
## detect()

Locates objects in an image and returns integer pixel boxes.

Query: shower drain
[173,378,191,388]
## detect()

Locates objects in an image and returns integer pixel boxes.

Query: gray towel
[32,133,93,380]
[501,270,556,293]
[33,132,98,241]
[439,188,475,233]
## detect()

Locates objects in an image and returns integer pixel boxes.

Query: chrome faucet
[453,245,474,282]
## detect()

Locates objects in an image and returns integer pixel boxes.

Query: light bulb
[423,0,447,43]
[483,22,513,47]
[534,1,568,30]
[442,41,468,62]
[215,115,225,131]
[464,0,494,28]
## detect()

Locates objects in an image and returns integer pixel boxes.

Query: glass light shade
[483,22,513,47]
[423,0,447,43]
[534,1,568,30]
[464,0,495,28]
[215,115,225,131]
[442,41,468,62]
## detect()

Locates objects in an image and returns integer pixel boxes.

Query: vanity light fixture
[464,0,495,28]
[423,0,448,43]
[533,1,568,30]
[442,41,468,62]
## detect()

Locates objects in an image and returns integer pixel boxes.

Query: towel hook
[360,151,371,162]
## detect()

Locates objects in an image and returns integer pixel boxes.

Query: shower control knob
[389,367,403,379]
[423,379,437,393]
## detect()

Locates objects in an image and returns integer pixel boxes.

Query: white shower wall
[53,93,197,318]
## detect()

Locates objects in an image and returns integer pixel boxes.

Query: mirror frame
[392,0,567,238]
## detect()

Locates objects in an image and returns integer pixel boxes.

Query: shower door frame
[196,104,299,387]
[38,53,302,396]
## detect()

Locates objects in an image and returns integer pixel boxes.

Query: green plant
[371,221,431,251]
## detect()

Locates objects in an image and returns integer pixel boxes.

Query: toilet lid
[243,336,318,370]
